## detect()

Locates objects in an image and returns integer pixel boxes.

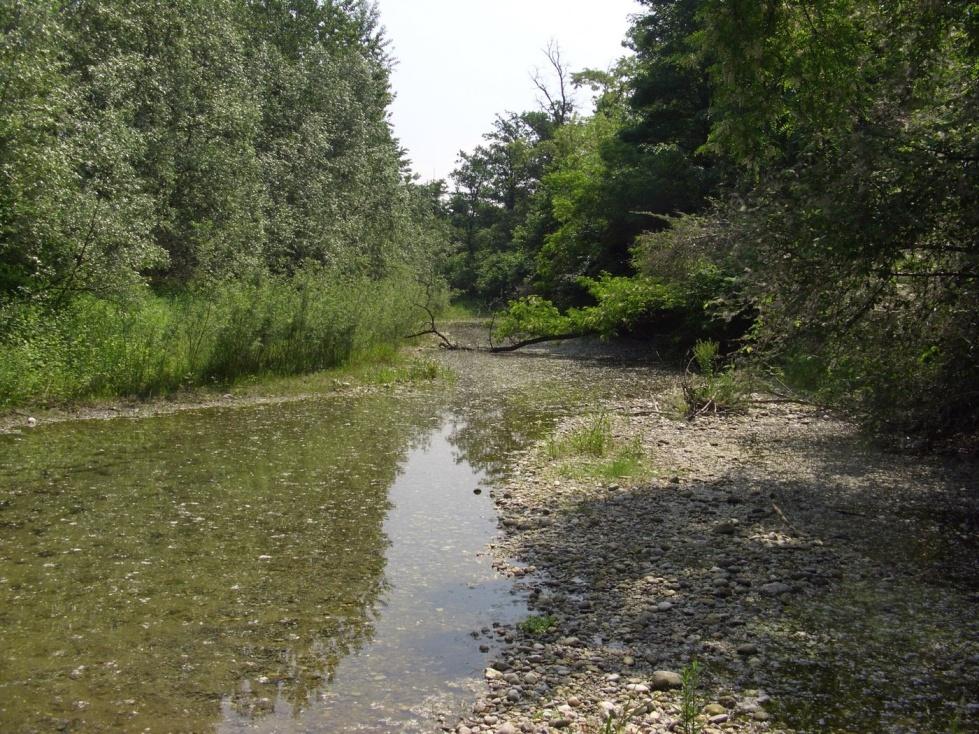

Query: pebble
[760,582,792,596]
[447,363,975,734]
[651,670,683,690]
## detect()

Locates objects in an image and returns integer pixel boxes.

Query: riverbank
[437,339,978,734]
[0,348,443,435]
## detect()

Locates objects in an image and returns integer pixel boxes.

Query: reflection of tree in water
[445,390,561,480]
[0,392,441,732]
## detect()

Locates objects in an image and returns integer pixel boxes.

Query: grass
[546,413,612,459]
[545,414,654,483]
[0,269,432,408]
[677,340,750,418]
[438,296,489,321]
[518,614,557,635]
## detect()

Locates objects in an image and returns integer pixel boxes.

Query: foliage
[679,659,704,734]
[494,296,574,343]
[455,0,977,437]
[518,615,557,636]
[694,0,979,435]
[678,340,749,418]
[0,270,427,407]
[568,274,682,337]
[0,0,449,404]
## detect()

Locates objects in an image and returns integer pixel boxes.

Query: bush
[679,340,749,417]
[0,269,427,407]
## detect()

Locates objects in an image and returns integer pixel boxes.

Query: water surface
[0,388,541,732]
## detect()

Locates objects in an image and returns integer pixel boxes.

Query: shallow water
[0,386,548,733]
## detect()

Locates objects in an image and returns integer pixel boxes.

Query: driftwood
[405,302,578,353]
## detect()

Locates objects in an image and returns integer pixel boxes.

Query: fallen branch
[484,333,578,352]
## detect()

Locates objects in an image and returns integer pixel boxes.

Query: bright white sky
[378,0,641,183]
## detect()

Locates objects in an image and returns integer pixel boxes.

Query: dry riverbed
[440,339,978,734]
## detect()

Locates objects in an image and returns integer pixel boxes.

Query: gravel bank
[441,338,978,734]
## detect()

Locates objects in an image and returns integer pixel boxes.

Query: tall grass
[0,270,428,407]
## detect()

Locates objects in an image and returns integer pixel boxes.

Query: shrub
[0,269,427,407]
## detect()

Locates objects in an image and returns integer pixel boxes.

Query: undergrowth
[678,340,749,418]
[518,615,557,635]
[0,270,427,407]
[545,414,653,482]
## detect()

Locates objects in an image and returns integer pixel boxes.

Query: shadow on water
[0,381,564,733]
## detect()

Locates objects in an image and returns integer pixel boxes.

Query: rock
[485,668,504,680]
[495,723,518,734]
[704,703,726,716]
[753,710,772,721]
[457,727,473,734]
[651,670,683,690]
[714,520,738,535]
[737,643,759,655]
[760,582,792,596]
[599,700,619,718]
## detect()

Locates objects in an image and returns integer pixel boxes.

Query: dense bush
[0,270,427,406]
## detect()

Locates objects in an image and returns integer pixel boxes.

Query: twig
[772,502,801,535]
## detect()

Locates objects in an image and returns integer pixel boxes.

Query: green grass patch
[546,413,612,459]
[545,415,655,483]
[438,297,489,321]
[518,614,557,635]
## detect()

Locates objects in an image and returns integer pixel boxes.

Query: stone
[760,582,792,596]
[495,724,518,734]
[485,668,503,680]
[704,703,726,715]
[651,670,683,690]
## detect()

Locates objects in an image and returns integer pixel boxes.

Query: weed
[547,413,612,459]
[679,340,749,418]
[679,659,703,734]
[599,699,649,734]
[518,615,557,635]
[0,270,430,407]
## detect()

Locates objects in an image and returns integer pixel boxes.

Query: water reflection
[0,389,540,732]
[218,420,524,732]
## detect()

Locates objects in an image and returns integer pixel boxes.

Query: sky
[377,0,641,183]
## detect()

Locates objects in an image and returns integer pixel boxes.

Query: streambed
[0,370,577,732]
